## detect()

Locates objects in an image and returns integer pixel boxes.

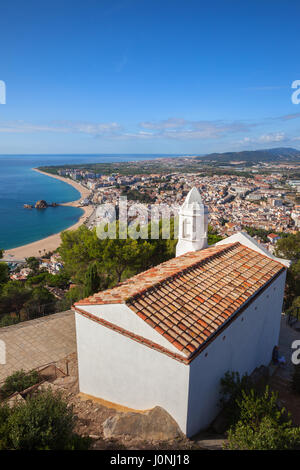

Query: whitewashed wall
[185,271,286,436]
[216,231,291,267]
[79,303,186,357]
[75,312,190,433]
[75,270,286,437]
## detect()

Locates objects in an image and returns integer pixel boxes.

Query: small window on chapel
[183,218,191,238]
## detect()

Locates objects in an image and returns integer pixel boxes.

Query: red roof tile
[74,242,285,360]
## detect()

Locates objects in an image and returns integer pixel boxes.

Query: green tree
[219,371,253,429]
[227,387,300,450]
[25,257,40,275]
[287,296,300,317]
[0,390,91,450]
[273,233,300,308]
[59,226,103,283]
[26,271,70,290]
[0,281,31,320]
[24,286,56,318]
[0,370,40,400]
[244,226,269,243]
[59,285,86,310]
[275,232,300,261]
[103,237,151,282]
[208,225,223,245]
[25,272,49,287]
[0,315,20,328]
[285,260,300,308]
[84,262,101,297]
[0,263,9,287]
[47,271,70,289]
[0,404,10,450]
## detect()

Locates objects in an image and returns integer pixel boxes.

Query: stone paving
[0,310,298,385]
[0,311,76,382]
[277,314,300,380]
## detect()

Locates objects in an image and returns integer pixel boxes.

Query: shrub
[219,371,252,428]
[227,387,300,450]
[0,403,10,450]
[0,314,20,328]
[0,390,91,450]
[0,369,41,400]
[292,363,300,394]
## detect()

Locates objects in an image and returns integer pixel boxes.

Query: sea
[0,154,183,250]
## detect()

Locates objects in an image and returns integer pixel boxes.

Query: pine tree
[84,263,100,297]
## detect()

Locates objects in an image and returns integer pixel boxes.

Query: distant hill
[195,147,300,163]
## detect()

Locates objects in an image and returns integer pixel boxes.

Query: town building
[267,233,281,244]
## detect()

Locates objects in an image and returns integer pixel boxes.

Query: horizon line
[0,146,299,157]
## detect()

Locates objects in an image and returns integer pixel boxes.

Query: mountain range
[196,147,300,163]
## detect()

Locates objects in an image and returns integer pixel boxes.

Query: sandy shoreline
[4,169,94,260]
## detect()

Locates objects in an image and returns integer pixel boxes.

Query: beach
[4,169,94,260]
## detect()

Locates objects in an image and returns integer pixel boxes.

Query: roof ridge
[74,242,239,306]
[126,242,240,303]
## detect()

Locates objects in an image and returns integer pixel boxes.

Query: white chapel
[74,187,289,437]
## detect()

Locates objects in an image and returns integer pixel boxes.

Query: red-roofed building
[74,188,288,437]
[267,233,281,244]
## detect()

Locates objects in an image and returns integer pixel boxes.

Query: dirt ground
[268,317,300,425]
[28,316,300,450]
[54,352,300,450]
[52,353,206,450]
[269,372,300,425]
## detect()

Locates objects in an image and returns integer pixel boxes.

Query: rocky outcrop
[102,406,183,442]
[35,200,48,209]
[6,393,26,408]
[24,200,59,209]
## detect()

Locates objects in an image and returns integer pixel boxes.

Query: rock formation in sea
[24,200,60,210]
[35,200,48,209]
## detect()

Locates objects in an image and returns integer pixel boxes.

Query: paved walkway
[0,310,298,384]
[0,311,76,382]
[277,314,300,380]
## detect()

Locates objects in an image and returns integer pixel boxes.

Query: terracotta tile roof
[268,233,279,239]
[74,242,285,361]
[75,243,238,306]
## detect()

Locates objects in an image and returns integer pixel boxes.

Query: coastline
[4,169,94,260]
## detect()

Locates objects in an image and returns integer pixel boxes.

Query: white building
[176,187,208,257]
[74,187,288,437]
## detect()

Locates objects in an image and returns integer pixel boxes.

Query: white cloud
[258,132,285,143]
[140,118,186,130]
[139,118,251,140]
[0,117,292,149]
[237,133,286,145]
[279,113,300,121]
[0,120,122,136]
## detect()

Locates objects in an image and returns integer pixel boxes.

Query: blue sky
[1,0,300,154]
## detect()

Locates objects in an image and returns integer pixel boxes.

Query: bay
[0,154,181,250]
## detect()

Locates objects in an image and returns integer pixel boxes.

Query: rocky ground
[269,371,300,426]
[15,349,300,451]
[48,353,223,450]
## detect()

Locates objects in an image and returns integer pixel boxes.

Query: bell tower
[176,187,208,257]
